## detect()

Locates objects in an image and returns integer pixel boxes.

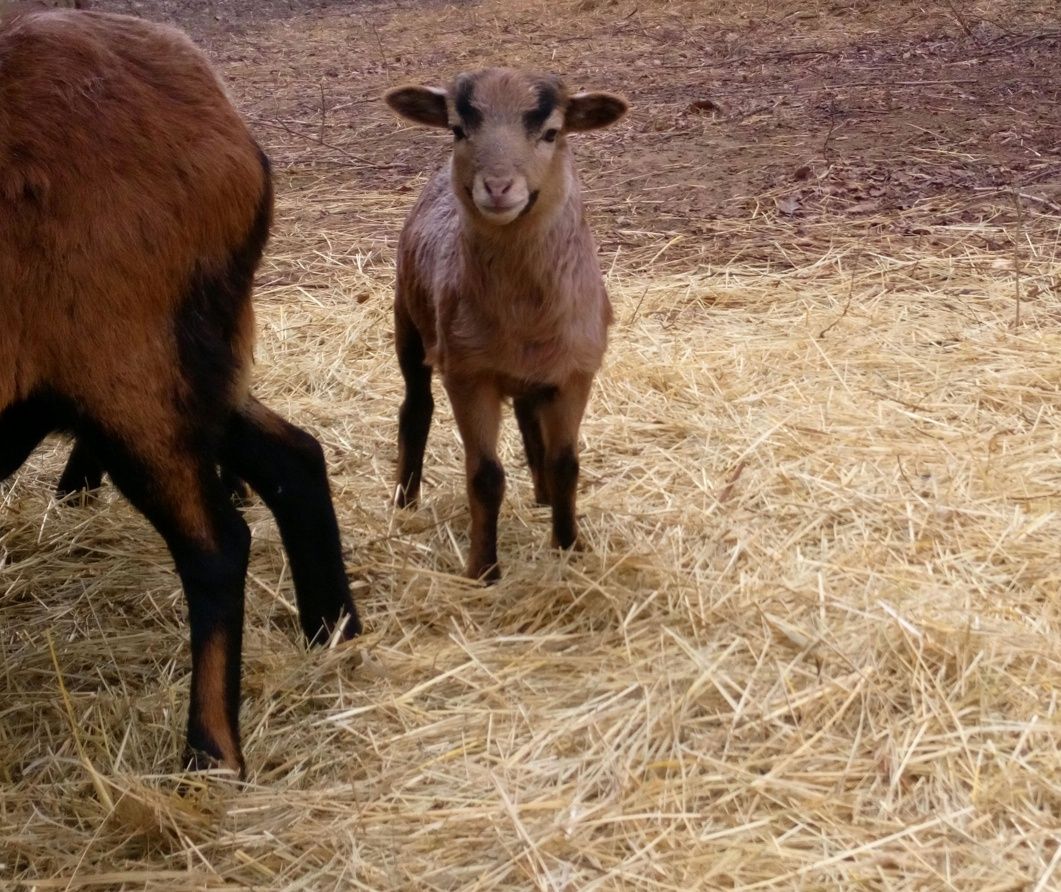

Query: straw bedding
[2,0,1059,889]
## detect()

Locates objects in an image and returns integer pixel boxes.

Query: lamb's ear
[384,85,449,128]
[565,92,628,132]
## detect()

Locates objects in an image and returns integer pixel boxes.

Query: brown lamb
[385,67,628,580]
[0,7,360,775]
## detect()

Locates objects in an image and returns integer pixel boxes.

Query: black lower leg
[514,396,548,505]
[56,439,106,497]
[100,440,251,773]
[547,447,580,549]
[468,457,505,581]
[396,379,433,507]
[222,403,360,643]
[176,509,250,773]
[395,319,433,508]
[0,398,55,480]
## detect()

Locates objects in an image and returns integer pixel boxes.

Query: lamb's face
[446,70,567,225]
[385,68,628,227]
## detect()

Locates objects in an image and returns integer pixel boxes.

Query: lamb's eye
[542,128,559,143]
[452,125,466,141]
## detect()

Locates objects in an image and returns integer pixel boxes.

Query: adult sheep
[0,7,360,774]
[384,67,627,581]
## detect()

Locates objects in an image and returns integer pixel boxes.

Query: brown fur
[386,68,628,579]
[0,9,359,774]
[0,9,261,418]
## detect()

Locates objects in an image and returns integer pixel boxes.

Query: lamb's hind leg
[394,302,433,508]
[538,373,594,551]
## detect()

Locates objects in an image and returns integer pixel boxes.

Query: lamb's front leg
[538,373,594,551]
[445,375,505,581]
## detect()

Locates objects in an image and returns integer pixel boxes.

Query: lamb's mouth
[472,190,539,224]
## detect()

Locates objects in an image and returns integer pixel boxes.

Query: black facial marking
[523,82,559,134]
[454,76,483,131]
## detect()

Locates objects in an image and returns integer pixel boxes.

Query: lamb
[0,7,360,774]
[384,67,627,580]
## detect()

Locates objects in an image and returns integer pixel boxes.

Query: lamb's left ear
[565,92,629,132]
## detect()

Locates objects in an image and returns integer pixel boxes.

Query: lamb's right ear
[384,85,450,128]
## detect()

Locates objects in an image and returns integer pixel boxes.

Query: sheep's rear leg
[514,393,549,506]
[0,398,54,480]
[446,376,504,582]
[56,439,105,498]
[220,466,252,505]
[220,398,361,643]
[98,434,250,775]
[394,305,433,508]
[539,374,594,551]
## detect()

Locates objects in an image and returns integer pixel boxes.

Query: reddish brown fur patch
[0,10,301,777]
[0,9,264,412]
[194,632,241,771]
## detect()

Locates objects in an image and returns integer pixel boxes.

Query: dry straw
[4,200,1059,890]
[3,0,1060,889]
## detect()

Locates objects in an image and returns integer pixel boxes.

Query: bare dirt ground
[116,0,1061,271]
[3,1,1061,890]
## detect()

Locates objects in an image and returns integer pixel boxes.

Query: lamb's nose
[483,176,514,198]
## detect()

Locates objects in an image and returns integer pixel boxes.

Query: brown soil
[108,0,1060,272]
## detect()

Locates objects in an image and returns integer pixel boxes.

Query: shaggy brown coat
[0,8,359,774]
